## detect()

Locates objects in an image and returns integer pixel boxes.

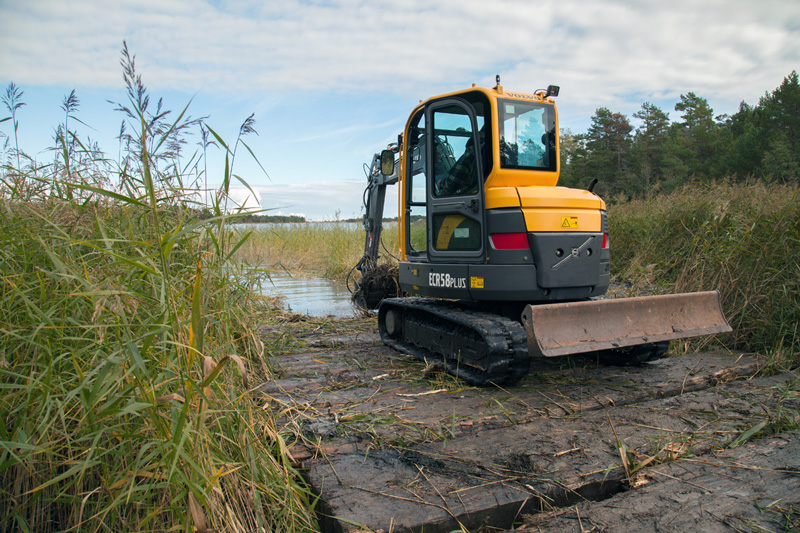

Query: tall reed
[609,180,800,358]
[0,44,317,532]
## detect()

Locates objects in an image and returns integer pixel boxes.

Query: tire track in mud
[257,320,797,532]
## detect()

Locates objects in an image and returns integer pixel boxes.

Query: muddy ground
[257,317,800,533]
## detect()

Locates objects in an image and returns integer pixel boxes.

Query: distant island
[236,213,308,223]
[196,210,404,224]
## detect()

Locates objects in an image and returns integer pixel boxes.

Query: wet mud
[257,318,799,532]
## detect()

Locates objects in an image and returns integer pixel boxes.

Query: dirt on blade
[256,316,798,533]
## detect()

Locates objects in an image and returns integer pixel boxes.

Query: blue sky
[1,0,799,220]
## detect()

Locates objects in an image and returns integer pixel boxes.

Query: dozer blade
[521,291,731,358]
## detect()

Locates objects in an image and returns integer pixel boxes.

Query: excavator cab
[354,82,731,385]
[394,86,609,305]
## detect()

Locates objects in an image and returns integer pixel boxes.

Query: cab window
[499,100,557,171]
[406,111,428,253]
[431,105,479,197]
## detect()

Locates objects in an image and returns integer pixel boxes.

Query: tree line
[559,71,800,198]
[211,212,307,223]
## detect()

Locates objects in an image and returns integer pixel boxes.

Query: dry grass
[609,180,800,360]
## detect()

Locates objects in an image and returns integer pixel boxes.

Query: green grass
[0,44,318,532]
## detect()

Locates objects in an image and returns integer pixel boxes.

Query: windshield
[498,99,556,171]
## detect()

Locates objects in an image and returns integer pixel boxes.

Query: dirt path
[257,317,799,532]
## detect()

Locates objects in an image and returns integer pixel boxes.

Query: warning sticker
[561,216,579,229]
[470,276,484,289]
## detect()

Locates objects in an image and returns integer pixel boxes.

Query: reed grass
[609,180,800,358]
[237,221,399,280]
[0,44,317,532]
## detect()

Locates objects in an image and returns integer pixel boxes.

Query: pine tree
[673,92,717,179]
[632,102,670,193]
[583,108,633,195]
[758,70,800,182]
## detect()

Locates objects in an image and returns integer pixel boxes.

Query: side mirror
[380,150,395,175]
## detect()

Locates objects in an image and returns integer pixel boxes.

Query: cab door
[425,99,485,263]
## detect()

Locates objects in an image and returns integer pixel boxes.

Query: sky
[1,0,798,220]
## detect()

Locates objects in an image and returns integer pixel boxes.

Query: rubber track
[378,298,671,386]
[378,298,530,386]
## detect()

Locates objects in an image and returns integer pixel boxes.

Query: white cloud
[1,0,798,219]
[223,186,261,212]
[3,0,797,108]
[249,179,398,221]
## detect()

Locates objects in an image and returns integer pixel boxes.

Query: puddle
[260,273,358,318]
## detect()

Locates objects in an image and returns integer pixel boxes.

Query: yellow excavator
[352,78,731,385]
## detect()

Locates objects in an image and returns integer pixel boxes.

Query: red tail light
[602,233,609,249]
[491,232,529,250]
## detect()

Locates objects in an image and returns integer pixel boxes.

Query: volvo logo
[551,236,594,270]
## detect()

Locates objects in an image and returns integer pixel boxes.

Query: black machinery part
[378,298,530,386]
[377,297,670,386]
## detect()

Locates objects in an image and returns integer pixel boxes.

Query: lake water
[260,273,359,318]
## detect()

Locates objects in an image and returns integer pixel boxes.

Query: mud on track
[257,317,800,532]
